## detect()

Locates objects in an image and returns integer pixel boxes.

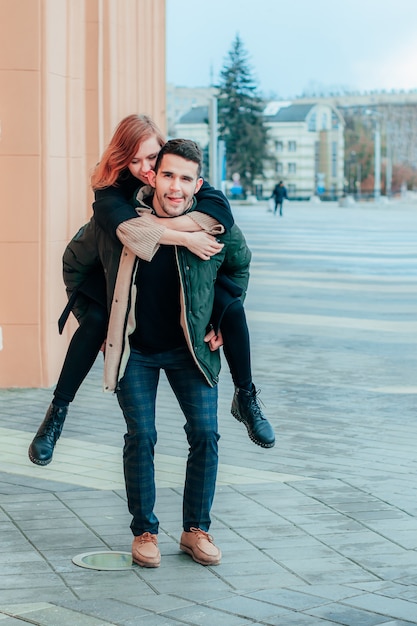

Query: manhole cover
[72,551,133,570]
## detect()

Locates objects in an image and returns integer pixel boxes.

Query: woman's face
[128,135,162,184]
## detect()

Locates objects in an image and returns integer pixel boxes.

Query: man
[103,139,252,568]
[271,180,288,216]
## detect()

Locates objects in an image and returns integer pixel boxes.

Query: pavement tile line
[248,276,417,293]
[250,268,417,284]
[0,603,116,625]
[368,386,417,394]
[246,310,417,334]
[0,427,308,490]
[247,250,417,265]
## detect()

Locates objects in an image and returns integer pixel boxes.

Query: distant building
[175,100,345,199]
[262,101,345,199]
[300,91,417,175]
[166,84,217,137]
[170,87,417,195]
[175,105,210,148]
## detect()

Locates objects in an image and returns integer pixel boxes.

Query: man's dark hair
[155,138,203,177]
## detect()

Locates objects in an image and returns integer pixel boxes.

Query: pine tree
[217,34,269,195]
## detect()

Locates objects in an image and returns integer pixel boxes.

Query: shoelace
[248,390,267,420]
[41,417,63,439]
[189,527,215,543]
[136,532,158,547]
[136,532,158,545]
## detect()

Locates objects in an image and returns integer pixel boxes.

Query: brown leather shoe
[180,528,221,565]
[132,532,160,568]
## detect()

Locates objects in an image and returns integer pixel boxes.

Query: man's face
[148,153,203,217]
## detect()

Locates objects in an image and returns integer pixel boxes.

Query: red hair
[91,114,166,190]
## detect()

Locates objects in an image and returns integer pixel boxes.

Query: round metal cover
[72,551,133,570]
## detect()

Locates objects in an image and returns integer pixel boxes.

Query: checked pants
[117,346,220,537]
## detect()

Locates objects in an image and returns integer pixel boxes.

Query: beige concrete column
[0,0,166,388]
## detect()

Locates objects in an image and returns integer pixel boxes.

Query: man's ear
[148,170,156,188]
[195,177,203,194]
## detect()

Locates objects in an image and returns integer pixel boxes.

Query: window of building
[332,111,339,129]
[287,184,296,195]
[275,141,283,152]
[308,112,316,131]
[288,140,296,152]
[322,113,328,130]
[331,141,337,177]
[314,141,320,175]
[276,162,283,174]
[288,162,296,174]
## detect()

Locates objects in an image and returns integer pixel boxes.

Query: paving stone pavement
[1,199,417,625]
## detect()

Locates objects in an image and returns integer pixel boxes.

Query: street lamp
[349,151,356,195]
[208,96,218,189]
[366,109,382,202]
[385,120,392,197]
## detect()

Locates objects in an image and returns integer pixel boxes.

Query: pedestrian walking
[271,181,288,216]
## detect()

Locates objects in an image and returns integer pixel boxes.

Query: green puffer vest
[174,220,251,386]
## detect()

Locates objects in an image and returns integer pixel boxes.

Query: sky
[166,0,417,98]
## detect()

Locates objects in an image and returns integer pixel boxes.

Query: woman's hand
[183,232,223,260]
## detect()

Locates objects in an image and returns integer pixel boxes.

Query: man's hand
[184,232,223,260]
[204,327,224,351]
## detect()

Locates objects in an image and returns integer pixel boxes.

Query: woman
[28,115,274,467]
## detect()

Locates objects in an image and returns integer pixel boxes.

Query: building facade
[175,105,212,153]
[166,84,215,137]
[262,101,345,199]
[0,0,166,388]
[172,85,417,199]
[175,100,345,199]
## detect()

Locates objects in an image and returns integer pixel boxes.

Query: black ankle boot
[28,403,68,465]
[231,385,275,448]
